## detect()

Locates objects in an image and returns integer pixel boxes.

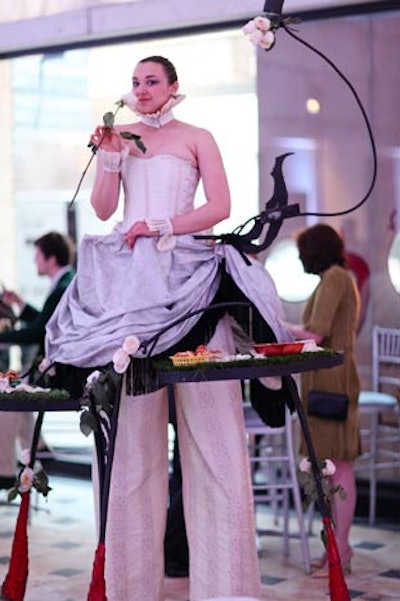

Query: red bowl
[253,342,304,356]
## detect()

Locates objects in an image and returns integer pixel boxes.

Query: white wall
[0,0,389,55]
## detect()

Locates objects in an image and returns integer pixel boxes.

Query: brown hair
[34,231,75,267]
[296,224,347,275]
[139,55,178,85]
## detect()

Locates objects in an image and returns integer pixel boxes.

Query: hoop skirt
[46,153,290,367]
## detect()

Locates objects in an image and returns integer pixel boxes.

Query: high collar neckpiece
[120,92,185,129]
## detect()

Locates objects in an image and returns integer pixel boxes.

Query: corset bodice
[121,154,199,227]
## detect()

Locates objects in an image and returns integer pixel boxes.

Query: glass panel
[264,238,319,303]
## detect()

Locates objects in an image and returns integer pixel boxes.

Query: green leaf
[80,409,98,436]
[33,470,52,497]
[297,471,309,485]
[103,112,115,128]
[120,131,139,140]
[120,131,147,154]
[7,488,18,503]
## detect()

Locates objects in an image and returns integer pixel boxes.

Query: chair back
[372,326,400,394]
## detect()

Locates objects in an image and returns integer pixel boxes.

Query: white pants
[95,321,261,601]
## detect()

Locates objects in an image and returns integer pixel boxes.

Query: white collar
[140,109,175,129]
[120,92,185,129]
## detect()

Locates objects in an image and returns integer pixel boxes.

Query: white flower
[242,20,257,34]
[119,90,138,112]
[122,335,140,355]
[299,457,312,473]
[18,467,35,493]
[249,29,264,45]
[322,459,336,476]
[19,449,31,466]
[254,16,272,31]
[86,370,101,388]
[112,348,131,374]
[243,15,276,51]
[259,30,275,50]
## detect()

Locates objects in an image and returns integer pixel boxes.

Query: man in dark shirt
[0,231,75,358]
[0,231,75,487]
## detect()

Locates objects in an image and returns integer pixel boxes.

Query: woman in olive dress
[287,223,361,576]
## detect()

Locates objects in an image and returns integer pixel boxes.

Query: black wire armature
[281,21,377,218]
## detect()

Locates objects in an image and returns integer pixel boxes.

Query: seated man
[0,231,75,487]
[0,231,75,359]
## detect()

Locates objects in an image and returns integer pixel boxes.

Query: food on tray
[0,370,20,383]
[170,345,223,366]
[0,370,53,394]
[253,339,321,356]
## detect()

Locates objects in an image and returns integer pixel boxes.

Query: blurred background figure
[285,223,361,577]
[0,231,75,489]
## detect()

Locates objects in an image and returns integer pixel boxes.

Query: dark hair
[296,224,347,275]
[139,55,178,84]
[34,231,75,267]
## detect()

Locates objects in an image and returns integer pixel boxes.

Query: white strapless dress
[46,154,289,367]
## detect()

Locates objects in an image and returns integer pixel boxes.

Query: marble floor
[0,475,399,601]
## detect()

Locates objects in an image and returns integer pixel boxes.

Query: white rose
[112,348,131,374]
[242,19,257,35]
[19,449,31,466]
[299,457,312,473]
[86,370,101,388]
[322,459,336,476]
[249,29,264,46]
[254,16,272,31]
[122,335,140,355]
[120,90,138,112]
[18,467,35,493]
[259,31,275,50]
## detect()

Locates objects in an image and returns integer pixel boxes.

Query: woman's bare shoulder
[179,121,214,138]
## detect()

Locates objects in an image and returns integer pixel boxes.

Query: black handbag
[307,390,349,422]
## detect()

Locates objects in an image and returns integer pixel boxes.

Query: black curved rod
[282,23,378,218]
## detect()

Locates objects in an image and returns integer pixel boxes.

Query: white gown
[46,152,290,601]
[45,154,288,367]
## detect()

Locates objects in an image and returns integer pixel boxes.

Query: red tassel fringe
[323,516,351,601]
[87,542,108,601]
[1,492,30,601]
